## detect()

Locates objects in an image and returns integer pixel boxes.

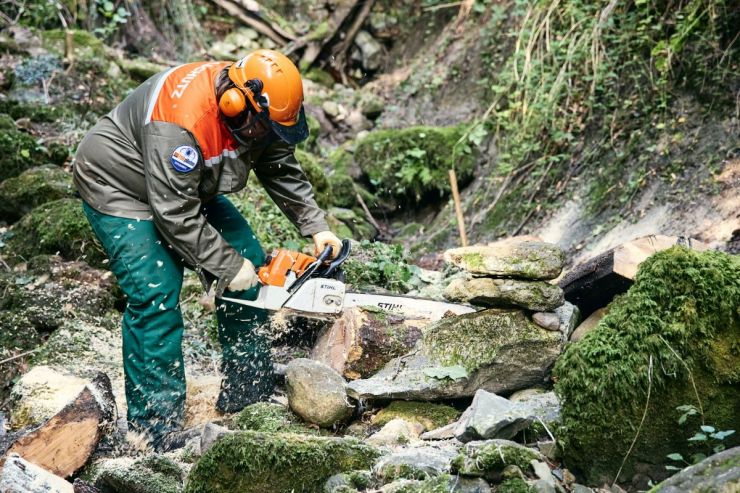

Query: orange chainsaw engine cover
[258,249,316,287]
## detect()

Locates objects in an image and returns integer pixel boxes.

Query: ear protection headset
[218,78,270,118]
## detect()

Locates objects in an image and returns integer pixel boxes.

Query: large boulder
[555,247,740,486]
[454,390,535,442]
[347,309,563,401]
[286,358,354,427]
[0,165,74,222]
[648,446,740,493]
[184,431,381,493]
[311,307,429,379]
[443,239,565,280]
[444,277,564,311]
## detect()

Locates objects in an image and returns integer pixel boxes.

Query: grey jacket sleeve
[252,140,329,237]
[142,121,244,294]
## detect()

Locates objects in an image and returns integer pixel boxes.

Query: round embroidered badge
[170,145,199,173]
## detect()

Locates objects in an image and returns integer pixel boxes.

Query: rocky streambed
[0,238,737,493]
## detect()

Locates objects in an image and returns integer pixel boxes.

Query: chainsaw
[219,240,475,321]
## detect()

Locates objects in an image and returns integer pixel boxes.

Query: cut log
[0,454,74,493]
[3,373,115,478]
[311,307,431,380]
[559,235,709,318]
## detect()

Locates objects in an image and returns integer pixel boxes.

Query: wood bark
[311,307,432,380]
[559,235,709,318]
[2,373,115,478]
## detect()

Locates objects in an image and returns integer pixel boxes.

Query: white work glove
[227,259,259,291]
[312,230,341,259]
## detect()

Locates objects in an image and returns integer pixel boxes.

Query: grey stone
[445,277,565,311]
[443,239,565,280]
[200,422,234,454]
[454,390,533,442]
[374,447,456,482]
[532,479,557,493]
[533,312,561,331]
[536,440,561,461]
[571,485,595,493]
[347,309,564,401]
[648,446,740,492]
[354,30,383,71]
[366,418,424,447]
[511,391,561,430]
[286,358,354,427]
[555,302,580,339]
[0,455,73,493]
[531,460,555,485]
[421,422,457,441]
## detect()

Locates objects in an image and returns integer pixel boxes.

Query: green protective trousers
[82,196,274,438]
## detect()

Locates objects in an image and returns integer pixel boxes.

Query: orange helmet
[219,49,308,144]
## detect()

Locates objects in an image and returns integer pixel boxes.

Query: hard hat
[219,49,308,144]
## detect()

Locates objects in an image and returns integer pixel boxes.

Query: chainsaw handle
[287,245,333,294]
[322,239,351,278]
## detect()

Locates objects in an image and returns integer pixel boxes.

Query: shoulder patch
[170,145,199,173]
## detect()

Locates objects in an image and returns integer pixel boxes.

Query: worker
[72,49,341,448]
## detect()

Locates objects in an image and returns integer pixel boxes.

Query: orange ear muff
[219,88,246,117]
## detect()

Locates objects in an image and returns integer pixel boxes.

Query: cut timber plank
[4,373,115,478]
[559,235,709,318]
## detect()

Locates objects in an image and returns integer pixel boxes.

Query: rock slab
[0,454,73,493]
[454,390,533,442]
[445,277,564,311]
[444,239,565,280]
[347,309,563,401]
[286,358,354,427]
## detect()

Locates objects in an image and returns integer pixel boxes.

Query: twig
[658,335,704,421]
[354,190,386,238]
[613,354,653,486]
[0,349,40,366]
[449,169,468,247]
[423,0,463,12]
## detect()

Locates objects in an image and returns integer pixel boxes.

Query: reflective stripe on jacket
[73,62,328,292]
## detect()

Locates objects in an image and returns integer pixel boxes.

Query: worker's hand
[228,259,259,291]
[312,230,341,259]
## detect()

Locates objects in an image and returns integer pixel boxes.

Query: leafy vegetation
[465,0,738,236]
[342,240,414,293]
[665,405,735,470]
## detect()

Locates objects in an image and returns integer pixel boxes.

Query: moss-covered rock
[3,198,105,266]
[497,478,534,493]
[0,126,47,182]
[95,455,184,493]
[451,440,542,480]
[234,402,319,434]
[0,165,74,222]
[554,247,740,485]
[0,113,15,130]
[372,401,460,431]
[184,431,381,493]
[354,124,477,203]
[648,445,740,493]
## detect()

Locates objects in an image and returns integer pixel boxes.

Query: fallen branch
[330,0,376,74]
[210,0,295,46]
[0,349,40,366]
[354,190,389,240]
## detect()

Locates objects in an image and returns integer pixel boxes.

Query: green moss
[376,462,430,482]
[184,431,380,493]
[554,247,740,484]
[295,148,331,208]
[452,440,539,479]
[4,198,105,267]
[234,402,318,435]
[354,124,477,203]
[0,113,14,130]
[0,165,74,222]
[97,455,183,493]
[304,69,335,88]
[372,401,460,431]
[0,127,47,182]
[423,309,560,373]
[460,253,485,272]
[498,478,534,493]
[42,29,105,60]
[231,180,306,251]
[0,100,70,123]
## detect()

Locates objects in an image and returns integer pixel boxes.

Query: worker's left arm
[252,139,340,256]
[252,140,330,236]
